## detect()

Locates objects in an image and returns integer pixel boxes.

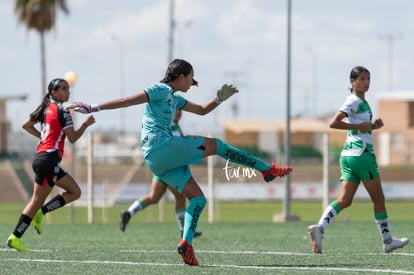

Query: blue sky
[1,0,414,134]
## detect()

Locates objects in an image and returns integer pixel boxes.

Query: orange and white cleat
[262,162,292,182]
[177,240,199,266]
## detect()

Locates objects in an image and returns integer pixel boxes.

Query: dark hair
[350,66,370,80]
[349,66,370,92]
[160,59,198,86]
[30,78,67,122]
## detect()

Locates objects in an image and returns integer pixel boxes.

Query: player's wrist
[90,104,100,112]
[213,96,222,104]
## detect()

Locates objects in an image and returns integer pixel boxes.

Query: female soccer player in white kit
[307,66,408,254]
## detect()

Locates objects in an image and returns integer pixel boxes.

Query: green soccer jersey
[141,83,187,158]
[339,93,374,157]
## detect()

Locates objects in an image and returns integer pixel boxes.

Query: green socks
[183,196,206,245]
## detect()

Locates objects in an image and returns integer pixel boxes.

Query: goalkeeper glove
[65,102,100,114]
[214,84,238,104]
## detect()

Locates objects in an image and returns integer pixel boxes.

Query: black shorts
[32,151,67,187]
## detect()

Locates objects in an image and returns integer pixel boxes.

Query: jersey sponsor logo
[224,149,256,167]
[63,111,73,124]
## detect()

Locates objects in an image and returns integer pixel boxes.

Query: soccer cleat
[180,230,203,238]
[177,240,199,266]
[262,162,292,182]
[32,209,44,235]
[119,211,131,232]
[307,224,323,254]
[383,237,409,253]
[6,234,30,252]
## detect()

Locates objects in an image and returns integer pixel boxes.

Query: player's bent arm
[99,91,148,111]
[65,115,95,143]
[65,126,83,143]
[182,99,219,116]
[22,118,41,139]
[329,111,372,132]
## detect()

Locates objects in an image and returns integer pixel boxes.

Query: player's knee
[175,195,186,205]
[147,195,161,204]
[72,185,81,200]
[191,196,206,209]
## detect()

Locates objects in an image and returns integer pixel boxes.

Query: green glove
[214,84,238,104]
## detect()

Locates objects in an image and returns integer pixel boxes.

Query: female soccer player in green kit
[68,59,292,265]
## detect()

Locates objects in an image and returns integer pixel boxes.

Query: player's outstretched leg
[215,139,292,182]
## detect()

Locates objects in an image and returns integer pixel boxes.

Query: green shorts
[145,135,205,193]
[339,151,380,183]
[152,174,167,185]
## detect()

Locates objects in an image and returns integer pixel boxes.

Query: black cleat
[119,211,131,232]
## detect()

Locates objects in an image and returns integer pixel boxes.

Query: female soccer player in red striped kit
[6,78,95,252]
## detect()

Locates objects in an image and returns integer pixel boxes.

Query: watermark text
[223,159,257,181]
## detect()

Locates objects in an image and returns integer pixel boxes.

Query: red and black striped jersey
[36,102,73,158]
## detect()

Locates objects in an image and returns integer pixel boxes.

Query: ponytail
[29,78,65,123]
[29,94,50,123]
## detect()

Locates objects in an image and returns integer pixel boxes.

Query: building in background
[376,92,414,166]
[0,95,27,154]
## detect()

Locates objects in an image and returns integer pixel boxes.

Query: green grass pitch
[1,201,413,274]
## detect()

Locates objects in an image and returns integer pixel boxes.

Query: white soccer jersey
[339,93,373,157]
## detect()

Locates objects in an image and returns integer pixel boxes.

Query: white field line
[0,247,51,252]
[1,257,414,274]
[120,249,310,255]
[120,249,414,257]
[2,249,414,274]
